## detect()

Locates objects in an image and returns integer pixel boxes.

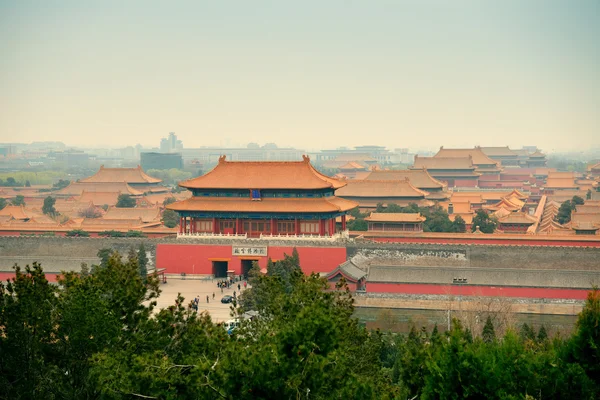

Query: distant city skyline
[1,1,599,151]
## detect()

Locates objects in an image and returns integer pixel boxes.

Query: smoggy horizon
[1,1,599,152]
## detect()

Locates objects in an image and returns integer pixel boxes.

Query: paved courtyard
[153,278,249,322]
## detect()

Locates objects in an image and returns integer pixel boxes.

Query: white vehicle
[224,319,240,334]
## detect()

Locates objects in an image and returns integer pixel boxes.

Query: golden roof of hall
[364,169,447,189]
[479,146,518,157]
[54,182,144,196]
[364,212,426,223]
[412,156,477,170]
[0,205,30,220]
[434,146,500,166]
[80,165,162,184]
[77,191,121,206]
[339,161,368,170]
[497,212,537,225]
[335,179,430,198]
[167,196,358,214]
[180,156,346,190]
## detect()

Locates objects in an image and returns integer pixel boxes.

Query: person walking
[212,292,215,300]
[238,283,241,291]
[243,281,247,289]
[206,295,210,303]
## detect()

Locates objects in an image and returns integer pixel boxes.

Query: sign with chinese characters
[232,245,268,257]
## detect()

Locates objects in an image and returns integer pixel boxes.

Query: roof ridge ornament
[302,154,310,163]
[218,155,227,164]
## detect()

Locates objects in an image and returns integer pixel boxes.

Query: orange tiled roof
[498,212,537,225]
[167,196,358,213]
[413,156,476,170]
[356,199,435,209]
[0,205,29,220]
[575,205,600,214]
[78,191,121,206]
[55,182,144,196]
[80,165,162,184]
[103,207,161,223]
[529,151,546,158]
[479,146,518,157]
[364,169,447,189]
[365,212,426,223]
[180,156,346,190]
[434,147,500,166]
[339,161,367,170]
[335,179,429,198]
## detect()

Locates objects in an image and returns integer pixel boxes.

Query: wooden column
[270,218,276,235]
[235,218,239,234]
[179,217,183,234]
[341,215,347,231]
[212,218,218,234]
[295,218,300,235]
[329,218,334,236]
[190,217,195,234]
[319,219,325,236]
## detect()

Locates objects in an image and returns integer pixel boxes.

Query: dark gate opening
[241,259,257,278]
[212,261,228,278]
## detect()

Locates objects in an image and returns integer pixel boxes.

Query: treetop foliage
[0,255,599,399]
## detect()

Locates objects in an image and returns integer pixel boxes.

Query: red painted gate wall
[156,244,347,275]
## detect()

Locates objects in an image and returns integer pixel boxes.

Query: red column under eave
[190,217,195,234]
[235,218,239,234]
[330,218,335,236]
[295,218,300,235]
[319,219,325,236]
[213,218,218,234]
[342,215,346,230]
[271,218,276,235]
[179,218,183,234]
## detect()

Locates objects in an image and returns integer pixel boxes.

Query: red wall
[366,282,591,300]
[372,237,600,247]
[156,244,347,275]
[0,271,60,282]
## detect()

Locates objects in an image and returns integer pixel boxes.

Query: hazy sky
[1,1,598,151]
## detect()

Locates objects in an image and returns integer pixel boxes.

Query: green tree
[0,263,58,399]
[65,229,89,237]
[0,198,6,210]
[348,218,368,231]
[162,209,179,228]
[138,243,148,281]
[570,289,600,386]
[52,179,71,190]
[556,201,574,224]
[450,215,467,233]
[42,196,57,216]
[5,176,18,186]
[587,190,592,200]
[125,230,146,237]
[520,323,536,342]
[11,195,25,206]
[572,195,585,205]
[163,196,177,206]
[482,316,496,343]
[25,180,31,187]
[116,194,136,208]
[537,325,548,343]
[471,209,497,233]
[97,248,113,268]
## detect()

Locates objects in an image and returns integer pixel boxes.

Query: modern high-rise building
[160,132,183,153]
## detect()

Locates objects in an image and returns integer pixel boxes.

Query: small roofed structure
[411,155,480,187]
[496,212,538,233]
[364,212,426,232]
[80,165,162,185]
[326,260,367,291]
[335,179,433,211]
[363,169,450,201]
